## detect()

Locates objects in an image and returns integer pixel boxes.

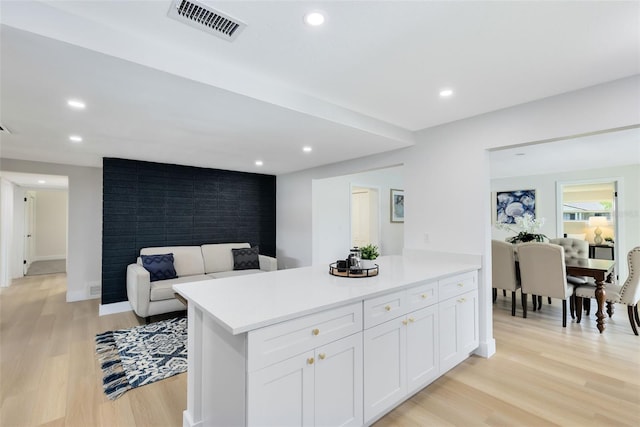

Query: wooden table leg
[595,281,606,333]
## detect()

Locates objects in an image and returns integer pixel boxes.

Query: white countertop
[173,253,480,335]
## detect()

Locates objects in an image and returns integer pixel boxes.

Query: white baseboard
[34,254,66,261]
[99,301,132,316]
[475,338,497,358]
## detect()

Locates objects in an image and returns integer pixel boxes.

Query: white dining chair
[517,242,575,327]
[574,247,640,335]
[492,240,521,316]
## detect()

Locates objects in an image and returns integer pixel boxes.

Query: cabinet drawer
[406,281,438,312]
[248,302,362,372]
[363,290,406,329]
[438,271,477,301]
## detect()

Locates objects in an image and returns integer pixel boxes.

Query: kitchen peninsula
[174,252,481,427]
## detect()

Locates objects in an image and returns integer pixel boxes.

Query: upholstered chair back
[491,240,519,291]
[549,238,588,261]
[518,243,572,300]
[620,247,640,305]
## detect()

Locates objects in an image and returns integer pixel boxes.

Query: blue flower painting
[496,189,536,224]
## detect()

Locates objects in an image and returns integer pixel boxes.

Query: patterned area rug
[95,316,187,399]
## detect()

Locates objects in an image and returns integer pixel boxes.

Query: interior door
[351,186,380,249]
[23,192,35,275]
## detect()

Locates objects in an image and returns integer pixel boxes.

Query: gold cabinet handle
[457,283,464,287]
[457,298,466,303]
[421,293,428,299]
[312,328,320,336]
[318,353,326,360]
[385,305,391,311]
[402,319,408,326]
[409,317,415,323]
[307,357,314,365]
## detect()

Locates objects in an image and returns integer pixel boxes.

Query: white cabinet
[406,305,439,394]
[363,280,439,424]
[247,318,363,427]
[439,272,479,374]
[363,305,439,422]
[363,314,406,421]
[179,265,480,427]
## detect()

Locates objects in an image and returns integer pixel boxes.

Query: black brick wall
[102,158,276,304]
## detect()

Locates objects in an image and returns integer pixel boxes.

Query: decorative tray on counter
[329,262,379,278]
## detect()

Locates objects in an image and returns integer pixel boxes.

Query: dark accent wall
[102,158,276,304]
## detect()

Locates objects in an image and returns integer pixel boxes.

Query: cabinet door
[438,296,461,374]
[406,305,439,394]
[458,290,479,355]
[247,350,314,427]
[315,333,363,427]
[363,317,406,423]
[439,290,479,374]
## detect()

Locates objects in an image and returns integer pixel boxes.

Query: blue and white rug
[96,316,187,399]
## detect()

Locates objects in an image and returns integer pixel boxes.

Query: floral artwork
[390,189,404,223]
[496,189,536,224]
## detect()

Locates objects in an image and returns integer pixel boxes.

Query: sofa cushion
[141,253,177,282]
[201,243,250,273]
[232,246,260,270]
[150,274,212,301]
[141,246,205,277]
[207,269,262,279]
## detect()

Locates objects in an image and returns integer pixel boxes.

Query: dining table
[565,258,616,333]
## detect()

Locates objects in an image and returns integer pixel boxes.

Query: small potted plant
[360,244,379,269]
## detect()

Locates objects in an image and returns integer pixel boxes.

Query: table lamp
[588,216,608,244]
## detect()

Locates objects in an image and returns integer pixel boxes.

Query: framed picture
[390,189,404,223]
[495,189,536,224]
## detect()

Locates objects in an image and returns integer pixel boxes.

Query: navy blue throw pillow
[232,246,260,270]
[141,253,178,282]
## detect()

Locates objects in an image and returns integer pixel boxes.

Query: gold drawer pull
[318,353,326,360]
[402,319,408,326]
[421,294,428,299]
[385,305,391,311]
[307,357,314,365]
[457,283,464,287]
[457,298,466,303]
[409,317,415,323]
[312,328,320,336]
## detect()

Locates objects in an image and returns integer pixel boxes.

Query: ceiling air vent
[168,0,246,42]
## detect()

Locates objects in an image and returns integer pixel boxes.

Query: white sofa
[127,243,277,321]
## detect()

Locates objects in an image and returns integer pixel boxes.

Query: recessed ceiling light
[303,146,312,153]
[304,11,325,26]
[439,89,453,98]
[69,135,83,143]
[38,180,46,184]
[67,99,86,109]
[255,160,263,166]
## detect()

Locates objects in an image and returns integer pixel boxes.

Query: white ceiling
[489,126,640,179]
[1,0,639,175]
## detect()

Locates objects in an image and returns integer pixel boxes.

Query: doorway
[351,186,380,249]
[23,191,35,275]
[556,179,621,269]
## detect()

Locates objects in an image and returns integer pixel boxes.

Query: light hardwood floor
[1,274,639,426]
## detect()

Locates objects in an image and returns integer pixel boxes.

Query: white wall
[278,153,407,269]
[491,164,640,280]
[0,178,14,287]
[312,166,403,265]
[34,190,68,260]
[0,159,102,301]
[277,75,640,359]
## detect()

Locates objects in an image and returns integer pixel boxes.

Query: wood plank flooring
[1,274,638,426]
